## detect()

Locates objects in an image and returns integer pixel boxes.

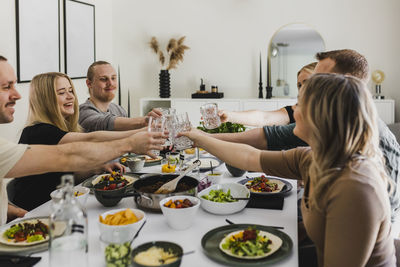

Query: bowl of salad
[197,183,249,215]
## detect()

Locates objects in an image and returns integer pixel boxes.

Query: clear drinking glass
[200,103,221,129]
[163,114,177,147]
[173,112,194,150]
[49,175,88,267]
[147,116,166,156]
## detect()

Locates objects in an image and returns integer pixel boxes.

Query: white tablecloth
[27,163,299,267]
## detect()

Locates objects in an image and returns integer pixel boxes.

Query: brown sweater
[260,147,395,267]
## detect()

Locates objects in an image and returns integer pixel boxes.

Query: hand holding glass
[200,103,221,129]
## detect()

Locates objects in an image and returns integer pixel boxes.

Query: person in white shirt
[0,55,166,225]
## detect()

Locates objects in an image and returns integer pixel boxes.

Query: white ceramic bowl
[159,196,200,230]
[98,208,146,243]
[205,172,223,185]
[197,183,250,215]
[50,185,90,207]
[126,156,146,172]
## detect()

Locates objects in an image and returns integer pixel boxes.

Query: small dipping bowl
[126,156,146,172]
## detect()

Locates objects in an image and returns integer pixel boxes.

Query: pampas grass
[149,36,189,70]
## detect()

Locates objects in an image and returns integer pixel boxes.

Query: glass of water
[200,103,221,129]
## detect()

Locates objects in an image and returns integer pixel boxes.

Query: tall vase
[159,70,170,98]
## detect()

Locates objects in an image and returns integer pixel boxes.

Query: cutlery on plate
[159,250,195,264]
[225,219,284,230]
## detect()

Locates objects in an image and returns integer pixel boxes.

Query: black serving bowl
[94,182,128,207]
[225,163,247,177]
[131,241,182,267]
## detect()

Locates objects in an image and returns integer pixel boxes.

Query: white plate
[0,218,65,247]
[219,230,282,259]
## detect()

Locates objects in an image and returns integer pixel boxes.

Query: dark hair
[0,55,7,61]
[316,49,369,82]
[87,60,111,81]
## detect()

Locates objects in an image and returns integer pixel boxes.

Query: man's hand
[218,109,229,123]
[103,162,126,173]
[147,108,163,119]
[7,204,27,222]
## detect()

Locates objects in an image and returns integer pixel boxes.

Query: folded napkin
[246,194,284,210]
[0,255,41,267]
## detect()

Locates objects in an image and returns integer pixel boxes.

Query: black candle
[267,55,271,88]
[118,65,121,106]
[259,53,262,84]
[128,90,131,118]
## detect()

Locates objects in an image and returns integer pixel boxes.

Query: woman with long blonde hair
[12,72,146,210]
[181,73,395,266]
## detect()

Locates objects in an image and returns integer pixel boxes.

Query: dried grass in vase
[149,36,189,70]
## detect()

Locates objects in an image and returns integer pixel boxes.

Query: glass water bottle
[49,175,88,267]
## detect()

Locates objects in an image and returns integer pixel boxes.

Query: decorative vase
[159,70,170,98]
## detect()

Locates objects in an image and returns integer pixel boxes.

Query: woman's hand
[103,162,126,173]
[178,128,207,147]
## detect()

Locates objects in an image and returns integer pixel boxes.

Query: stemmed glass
[147,116,166,156]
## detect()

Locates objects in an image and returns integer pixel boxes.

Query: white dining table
[27,161,299,267]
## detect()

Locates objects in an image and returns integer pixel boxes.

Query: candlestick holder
[266,86,273,99]
[258,83,264,98]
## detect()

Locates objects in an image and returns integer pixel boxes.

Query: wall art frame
[15,0,60,83]
[64,0,95,79]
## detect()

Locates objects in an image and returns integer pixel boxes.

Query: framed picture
[15,0,60,83]
[64,0,95,79]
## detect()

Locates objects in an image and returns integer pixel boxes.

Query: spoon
[129,220,146,246]
[159,250,195,264]
[154,160,201,194]
[225,219,284,230]
[210,161,213,174]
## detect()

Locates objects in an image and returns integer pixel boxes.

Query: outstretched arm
[180,129,263,172]
[218,108,290,127]
[211,128,268,150]
[113,108,163,131]
[59,127,146,144]
[6,131,166,178]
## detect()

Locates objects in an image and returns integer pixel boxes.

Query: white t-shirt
[0,137,27,225]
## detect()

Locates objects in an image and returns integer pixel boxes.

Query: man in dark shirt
[211,49,400,235]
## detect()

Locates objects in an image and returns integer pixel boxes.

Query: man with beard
[0,55,166,224]
[79,61,161,132]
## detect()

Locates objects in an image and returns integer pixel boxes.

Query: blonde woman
[217,62,317,127]
[12,72,146,210]
[181,74,395,266]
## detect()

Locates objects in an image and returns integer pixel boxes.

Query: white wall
[0,0,113,141]
[112,0,400,120]
[1,0,400,141]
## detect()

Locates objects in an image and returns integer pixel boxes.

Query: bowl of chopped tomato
[159,196,200,230]
[94,180,130,207]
